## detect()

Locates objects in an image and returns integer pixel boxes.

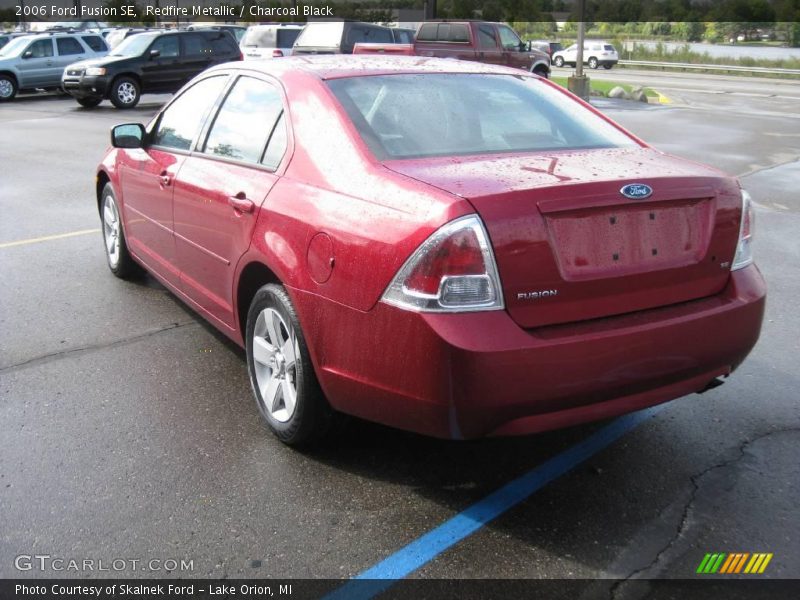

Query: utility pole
[567,0,590,100]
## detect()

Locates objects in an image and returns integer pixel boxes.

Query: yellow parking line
[0,228,100,249]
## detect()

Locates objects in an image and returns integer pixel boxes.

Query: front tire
[246,284,336,446]
[553,56,564,67]
[110,76,140,109]
[77,96,102,108]
[100,183,140,279]
[588,57,599,69]
[0,74,17,101]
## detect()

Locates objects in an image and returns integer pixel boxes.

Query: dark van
[292,21,397,55]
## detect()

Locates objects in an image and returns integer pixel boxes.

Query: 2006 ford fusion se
[96,56,765,445]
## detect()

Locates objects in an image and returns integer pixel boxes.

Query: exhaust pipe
[697,377,726,394]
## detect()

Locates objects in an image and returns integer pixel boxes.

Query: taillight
[273,49,284,58]
[732,189,755,270]
[382,215,504,312]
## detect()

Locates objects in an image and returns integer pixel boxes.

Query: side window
[262,113,287,170]
[149,35,179,58]
[56,37,84,56]
[184,33,213,56]
[210,35,235,54]
[477,25,497,49]
[416,23,436,42]
[203,77,283,164]
[26,39,54,58]
[82,35,107,52]
[497,25,521,50]
[447,24,469,43]
[152,76,228,151]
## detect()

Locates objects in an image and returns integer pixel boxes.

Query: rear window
[416,23,469,43]
[346,25,392,46]
[294,22,344,48]
[328,74,637,160]
[604,45,615,51]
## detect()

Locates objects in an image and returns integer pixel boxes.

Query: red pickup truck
[355,21,550,78]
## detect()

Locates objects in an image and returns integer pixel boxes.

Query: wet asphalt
[0,72,798,593]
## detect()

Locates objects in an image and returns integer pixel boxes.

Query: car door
[54,37,87,83]
[16,39,57,88]
[119,75,229,289]
[475,23,503,66]
[495,24,527,69]
[173,75,287,328]
[139,34,181,92]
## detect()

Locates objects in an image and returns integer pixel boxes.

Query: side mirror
[22,50,33,59]
[521,41,530,52]
[111,123,145,149]
[149,49,160,59]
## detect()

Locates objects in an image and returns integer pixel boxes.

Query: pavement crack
[0,322,199,374]
[608,427,800,600]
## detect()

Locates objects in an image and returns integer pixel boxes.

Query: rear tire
[110,76,140,109]
[588,57,599,69]
[603,64,613,70]
[0,74,17,102]
[77,97,102,108]
[246,284,339,446]
[554,56,564,67]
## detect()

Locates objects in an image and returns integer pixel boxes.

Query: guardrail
[618,59,800,76]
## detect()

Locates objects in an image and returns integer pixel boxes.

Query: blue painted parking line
[324,405,664,600]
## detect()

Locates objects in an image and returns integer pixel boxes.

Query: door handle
[228,193,254,214]
[159,171,171,187]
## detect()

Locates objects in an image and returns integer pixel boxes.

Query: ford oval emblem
[620,183,653,200]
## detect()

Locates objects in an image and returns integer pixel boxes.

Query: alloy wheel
[117,82,137,105]
[0,79,13,99]
[252,307,301,423]
[102,194,121,268]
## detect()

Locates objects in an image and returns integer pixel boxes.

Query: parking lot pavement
[1,85,798,592]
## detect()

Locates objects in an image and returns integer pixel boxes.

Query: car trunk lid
[385,147,742,328]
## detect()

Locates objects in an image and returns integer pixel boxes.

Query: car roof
[206,54,535,80]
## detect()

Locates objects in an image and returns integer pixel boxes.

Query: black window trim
[195,72,290,174]
[148,73,232,155]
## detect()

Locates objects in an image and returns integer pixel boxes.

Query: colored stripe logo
[697,552,773,574]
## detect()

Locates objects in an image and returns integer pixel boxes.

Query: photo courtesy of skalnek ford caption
[1,0,798,598]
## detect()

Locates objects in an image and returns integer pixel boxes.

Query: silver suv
[0,32,108,101]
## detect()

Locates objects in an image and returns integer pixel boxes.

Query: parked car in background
[96,55,764,446]
[61,29,241,108]
[529,40,563,58]
[553,41,619,69]
[241,24,303,60]
[0,32,108,101]
[353,43,415,56]
[0,32,27,51]
[414,21,550,77]
[293,21,398,55]
[187,24,247,44]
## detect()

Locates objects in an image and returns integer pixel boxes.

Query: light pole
[567,0,590,100]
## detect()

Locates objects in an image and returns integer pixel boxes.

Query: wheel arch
[236,261,282,342]
[96,170,111,214]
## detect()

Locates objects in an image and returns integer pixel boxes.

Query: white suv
[0,32,108,101]
[240,24,304,60]
[552,41,619,69]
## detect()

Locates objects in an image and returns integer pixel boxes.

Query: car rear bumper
[292,264,766,439]
[61,75,108,99]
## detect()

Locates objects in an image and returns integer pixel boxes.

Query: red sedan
[96,56,765,445]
